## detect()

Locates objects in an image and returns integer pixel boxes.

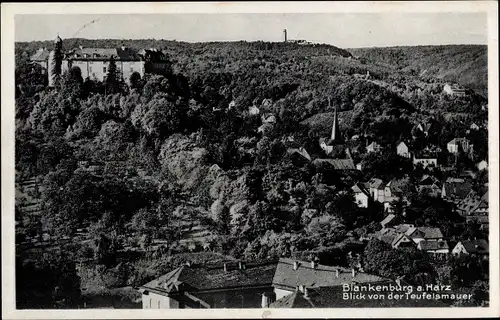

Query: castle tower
[283,29,287,43]
[330,97,341,141]
[48,35,63,87]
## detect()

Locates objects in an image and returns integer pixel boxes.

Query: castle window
[103,67,107,73]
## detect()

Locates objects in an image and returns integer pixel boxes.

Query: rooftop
[458,239,488,254]
[140,260,277,295]
[272,258,389,290]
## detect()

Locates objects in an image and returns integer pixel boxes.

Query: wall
[142,286,274,309]
[355,193,369,208]
[119,61,145,84]
[62,59,145,83]
[196,286,275,308]
[274,288,293,301]
[142,292,179,309]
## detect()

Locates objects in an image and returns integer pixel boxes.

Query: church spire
[330,97,340,141]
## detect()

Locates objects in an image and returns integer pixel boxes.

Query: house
[477,160,488,171]
[417,175,441,197]
[396,142,410,158]
[31,38,171,85]
[366,178,385,203]
[379,224,444,250]
[261,113,276,124]
[443,83,468,97]
[352,184,370,208]
[414,122,433,137]
[452,240,488,255]
[287,147,312,165]
[447,138,473,154]
[139,261,277,309]
[417,240,449,254]
[366,141,382,154]
[412,152,438,169]
[441,178,473,203]
[380,214,400,228]
[470,123,480,131]
[248,105,260,115]
[271,258,389,301]
[457,192,488,229]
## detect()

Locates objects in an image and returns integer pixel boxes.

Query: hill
[349,45,488,97]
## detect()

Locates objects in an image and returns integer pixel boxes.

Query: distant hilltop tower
[283,29,287,43]
[48,35,63,87]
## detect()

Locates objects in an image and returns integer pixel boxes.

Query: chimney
[293,261,299,270]
[223,263,228,272]
[351,268,356,278]
[261,293,270,308]
[336,269,340,278]
[310,261,316,269]
[303,287,309,298]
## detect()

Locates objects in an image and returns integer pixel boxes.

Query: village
[14,28,490,309]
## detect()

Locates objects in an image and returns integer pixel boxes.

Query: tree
[129,71,142,90]
[105,55,119,94]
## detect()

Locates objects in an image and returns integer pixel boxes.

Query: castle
[30,35,172,86]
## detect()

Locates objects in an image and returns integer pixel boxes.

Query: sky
[15,13,487,48]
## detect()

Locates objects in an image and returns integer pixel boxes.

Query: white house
[352,184,370,208]
[366,178,385,203]
[452,239,488,255]
[248,105,260,115]
[447,138,472,154]
[396,142,410,158]
[443,83,467,97]
[413,154,438,168]
[470,123,480,131]
[477,160,488,171]
[366,142,382,154]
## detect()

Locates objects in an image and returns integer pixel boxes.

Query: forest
[14,40,489,308]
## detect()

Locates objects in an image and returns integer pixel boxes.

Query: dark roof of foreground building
[140,260,277,296]
[418,240,449,251]
[457,239,489,254]
[269,284,448,308]
[272,258,388,290]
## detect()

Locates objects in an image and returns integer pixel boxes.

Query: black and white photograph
[2,1,499,318]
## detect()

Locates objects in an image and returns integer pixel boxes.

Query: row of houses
[138,257,446,309]
[373,217,488,256]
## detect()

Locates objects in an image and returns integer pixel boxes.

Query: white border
[2,2,499,319]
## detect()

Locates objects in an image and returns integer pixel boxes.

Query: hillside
[14,39,489,308]
[349,45,488,97]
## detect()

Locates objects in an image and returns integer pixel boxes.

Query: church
[30,35,172,86]
[319,97,342,155]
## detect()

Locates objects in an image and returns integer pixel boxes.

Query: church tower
[330,97,341,142]
[48,35,63,87]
